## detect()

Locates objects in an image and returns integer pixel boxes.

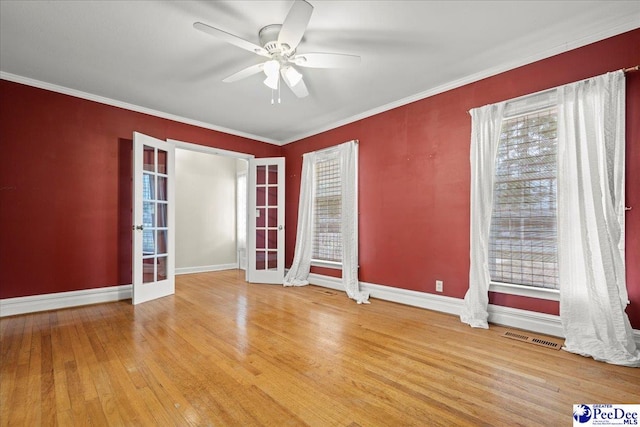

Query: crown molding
[0,71,281,146]
[2,19,638,146]
[280,21,640,145]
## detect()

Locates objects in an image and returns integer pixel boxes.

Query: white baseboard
[175,263,238,275]
[3,274,639,347]
[0,284,132,317]
[307,273,640,346]
[308,273,462,315]
[0,263,238,317]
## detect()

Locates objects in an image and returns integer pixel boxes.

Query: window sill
[310,260,342,270]
[489,282,560,301]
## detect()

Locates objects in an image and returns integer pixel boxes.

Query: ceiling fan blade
[223,63,265,83]
[194,22,270,58]
[277,0,313,50]
[280,67,309,98]
[292,53,361,68]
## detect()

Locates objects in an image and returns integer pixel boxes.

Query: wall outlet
[435,280,444,292]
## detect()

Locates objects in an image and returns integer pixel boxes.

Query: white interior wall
[236,158,248,270]
[175,149,237,271]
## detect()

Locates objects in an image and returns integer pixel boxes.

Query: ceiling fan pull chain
[278,81,282,104]
[271,88,275,105]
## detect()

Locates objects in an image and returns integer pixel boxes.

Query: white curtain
[460,103,505,328]
[462,71,638,366]
[557,71,639,366]
[283,150,316,286]
[284,141,369,303]
[341,142,369,303]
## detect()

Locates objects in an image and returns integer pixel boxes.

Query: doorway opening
[170,139,251,276]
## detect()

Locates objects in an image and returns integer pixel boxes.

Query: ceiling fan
[193,0,360,101]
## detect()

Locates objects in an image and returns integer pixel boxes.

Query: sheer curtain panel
[340,142,368,303]
[463,70,639,366]
[284,141,368,303]
[556,71,639,366]
[283,151,316,286]
[460,103,506,328]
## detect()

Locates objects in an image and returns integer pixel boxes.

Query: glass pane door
[247,158,285,284]
[133,132,175,304]
[142,146,168,282]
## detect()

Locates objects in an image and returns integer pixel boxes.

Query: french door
[247,158,285,284]
[132,132,175,304]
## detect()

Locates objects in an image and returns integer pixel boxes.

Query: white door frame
[168,139,253,272]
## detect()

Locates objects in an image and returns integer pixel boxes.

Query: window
[312,157,342,264]
[489,100,559,290]
[285,140,364,300]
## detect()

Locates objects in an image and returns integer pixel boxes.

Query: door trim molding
[169,139,255,160]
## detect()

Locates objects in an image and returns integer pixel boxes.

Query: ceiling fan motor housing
[259,24,294,57]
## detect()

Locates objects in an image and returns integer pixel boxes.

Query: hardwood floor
[1,270,638,426]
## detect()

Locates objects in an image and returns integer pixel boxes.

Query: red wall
[1,30,639,329]
[282,29,640,328]
[0,82,280,299]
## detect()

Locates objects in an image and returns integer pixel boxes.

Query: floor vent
[502,330,562,350]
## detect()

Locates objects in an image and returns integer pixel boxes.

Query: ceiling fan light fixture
[264,74,279,90]
[283,66,302,87]
[263,59,281,78]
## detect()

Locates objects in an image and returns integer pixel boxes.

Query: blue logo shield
[573,404,592,423]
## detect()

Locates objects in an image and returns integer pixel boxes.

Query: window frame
[487,91,560,301]
[308,144,359,270]
[310,154,343,269]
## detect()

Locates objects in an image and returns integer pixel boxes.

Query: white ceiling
[1,1,638,145]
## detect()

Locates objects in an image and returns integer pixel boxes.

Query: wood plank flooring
[2,270,639,426]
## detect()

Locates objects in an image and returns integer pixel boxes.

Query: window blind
[312,158,342,262]
[488,107,559,289]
